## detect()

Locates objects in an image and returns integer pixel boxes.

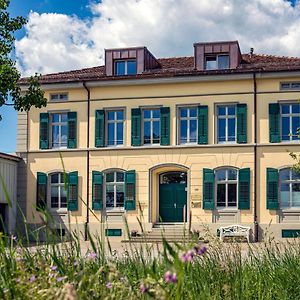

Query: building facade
[0,152,20,234]
[17,41,300,241]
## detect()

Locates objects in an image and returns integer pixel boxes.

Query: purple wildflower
[57,276,65,282]
[50,265,57,271]
[29,275,36,283]
[106,282,112,289]
[194,245,207,256]
[140,283,148,294]
[87,252,97,260]
[164,271,177,284]
[12,235,17,241]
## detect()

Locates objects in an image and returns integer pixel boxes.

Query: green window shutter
[198,105,208,144]
[266,168,279,210]
[95,110,105,147]
[125,170,136,210]
[36,172,47,210]
[203,168,214,210]
[39,113,49,149]
[105,229,122,237]
[160,107,170,145]
[67,112,77,149]
[68,171,78,211]
[237,104,247,144]
[131,108,141,146]
[92,171,103,210]
[269,103,280,143]
[238,168,250,210]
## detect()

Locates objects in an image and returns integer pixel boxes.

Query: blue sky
[0,0,92,153]
[0,0,299,153]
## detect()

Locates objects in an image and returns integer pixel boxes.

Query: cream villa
[17,41,300,241]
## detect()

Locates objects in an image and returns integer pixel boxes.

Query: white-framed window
[50,93,68,101]
[106,110,124,146]
[114,60,137,75]
[49,173,67,210]
[50,113,68,148]
[178,107,198,144]
[105,171,125,209]
[280,82,300,91]
[281,103,300,141]
[216,168,238,208]
[205,54,229,70]
[280,168,300,209]
[217,105,236,143]
[143,108,160,145]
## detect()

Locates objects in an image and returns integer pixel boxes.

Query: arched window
[216,168,238,208]
[104,170,125,209]
[280,168,300,208]
[49,172,67,209]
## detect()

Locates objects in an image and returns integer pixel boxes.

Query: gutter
[253,72,258,242]
[83,81,90,241]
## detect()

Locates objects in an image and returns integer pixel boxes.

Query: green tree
[0,0,46,120]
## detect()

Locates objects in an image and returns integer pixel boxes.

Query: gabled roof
[19,53,300,85]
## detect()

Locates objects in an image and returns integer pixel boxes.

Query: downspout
[253,72,258,242]
[83,82,90,241]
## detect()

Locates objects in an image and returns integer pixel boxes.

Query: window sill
[281,209,300,213]
[105,208,125,214]
[49,209,68,215]
[215,208,238,213]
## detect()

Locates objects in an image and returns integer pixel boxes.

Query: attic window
[280,82,300,90]
[50,93,68,101]
[114,60,137,75]
[205,54,229,70]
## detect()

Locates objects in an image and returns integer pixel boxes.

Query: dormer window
[205,54,229,70]
[114,60,137,76]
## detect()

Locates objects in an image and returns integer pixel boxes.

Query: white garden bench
[219,225,251,243]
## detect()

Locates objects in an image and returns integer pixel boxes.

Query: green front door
[159,182,187,222]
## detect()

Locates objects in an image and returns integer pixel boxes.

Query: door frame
[149,163,190,224]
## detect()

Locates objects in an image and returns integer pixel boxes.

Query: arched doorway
[159,171,187,222]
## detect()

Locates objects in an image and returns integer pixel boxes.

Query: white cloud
[15,0,300,76]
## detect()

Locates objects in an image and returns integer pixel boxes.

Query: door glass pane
[51,173,59,183]
[281,105,290,114]
[60,187,67,208]
[228,184,237,207]
[180,108,188,118]
[292,116,300,140]
[180,120,187,143]
[292,104,300,114]
[153,109,160,119]
[116,172,124,182]
[218,106,226,116]
[117,122,123,145]
[217,184,226,207]
[190,120,197,143]
[292,183,300,207]
[280,169,290,181]
[108,111,115,121]
[280,183,290,208]
[117,111,124,120]
[127,60,137,75]
[228,169,237,180]
[116,185,125,207]
[218,55,229,69]
[216,169,226,181]
[228,106,236,115]
[189,108,197,118]
[115,61,125,75]
[228,118,236,141]
[61,125,68,146]
[153,121,160,143]
[205,56,217,70]
[106,185,114,208]
[52,125,60,147]
[218,118,226,142]
[51,186,59,208]
[144,121,151,144]
[106,172,114,183]
[107,123,115,145]
[281,117,290,141]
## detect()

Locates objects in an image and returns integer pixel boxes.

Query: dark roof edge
[0,152,21,162]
